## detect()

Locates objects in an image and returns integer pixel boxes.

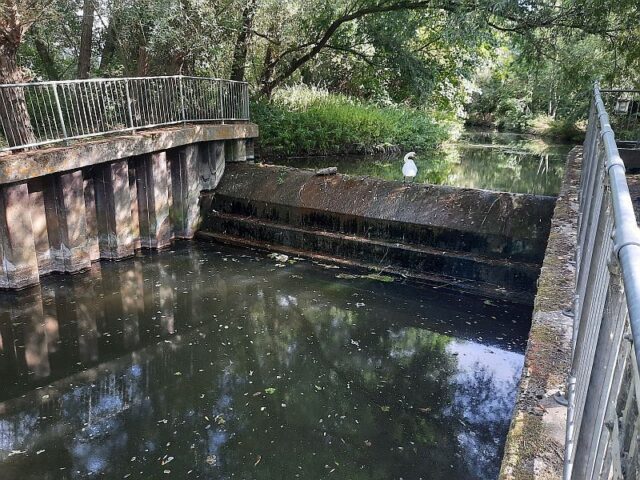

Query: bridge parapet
[561,84,640,479]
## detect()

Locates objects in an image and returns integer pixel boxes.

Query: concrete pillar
[246,138,255,162]
[169,145,201,238]
[44,170,91,273]
[137,152,172,248]
[28,179,54,275]
[82,173,101,261]
[128,161,142,250]
[225,139,247,163]
[198,141,225,191]
[94,161,135,259]
[0,182,39,289]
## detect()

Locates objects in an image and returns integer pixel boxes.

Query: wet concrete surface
[201,163,554,302]
[0,242,530,479]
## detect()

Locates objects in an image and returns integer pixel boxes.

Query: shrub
[251,85,453,158]
[528,115,585,142]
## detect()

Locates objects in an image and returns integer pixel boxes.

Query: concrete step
[198,210,540,304]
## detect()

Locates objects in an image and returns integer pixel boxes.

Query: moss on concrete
[499,147,582,480]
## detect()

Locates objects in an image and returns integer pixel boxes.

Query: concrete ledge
[0,123,258,185]
[499,147,580,479]
[209,163,555,263]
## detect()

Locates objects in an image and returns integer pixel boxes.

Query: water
[0,242,530,479]
[265,129,573,196]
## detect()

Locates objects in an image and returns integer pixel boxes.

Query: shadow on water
[265,129,574,196]
[0,242,531,479]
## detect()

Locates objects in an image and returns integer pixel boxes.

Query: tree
[230,0,257,81]
[77,0,94,78]
[0,0,55,147]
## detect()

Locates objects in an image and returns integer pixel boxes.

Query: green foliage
[12,0,640,142]
[252,86,451,158]
[529,116,585,142]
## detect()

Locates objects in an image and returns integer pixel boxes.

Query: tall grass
[252,86,452,158]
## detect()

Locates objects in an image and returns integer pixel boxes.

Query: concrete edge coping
[499,146,581,479]
[0,122,259,185]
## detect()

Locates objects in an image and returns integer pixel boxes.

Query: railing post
[244,83,250,120]
[52,83,69,143]
[219,81,225,124]
[179,75,186,124]
[124,79,135,132]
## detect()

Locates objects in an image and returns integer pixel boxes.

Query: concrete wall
[0,124,258,289]
[499,147,581,479]
[199,163,556,303]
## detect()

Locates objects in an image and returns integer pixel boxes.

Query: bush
[528,115,585,142]
[252,85,453,158]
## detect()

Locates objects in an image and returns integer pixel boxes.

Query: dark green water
[0,242,530,479]
[266,130,573,196]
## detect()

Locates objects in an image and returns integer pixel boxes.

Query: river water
[0,242,530,479]
[265,130,574,196]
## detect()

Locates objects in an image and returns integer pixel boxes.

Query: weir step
[206,164,555,265]
[199,210,540,304]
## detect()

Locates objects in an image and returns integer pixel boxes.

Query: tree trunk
[136,45,149,76]
[259,43,276,98]
[98,18,117,73]
[77,0,94,78]
[230,0,257,82]
[32,31,60,80]
[0,42,36,148]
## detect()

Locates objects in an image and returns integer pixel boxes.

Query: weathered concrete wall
[499,147,580,480]
[0,123,257,185]
[208,164,555,263]
[199,163,556,303]
[0,124,257,289]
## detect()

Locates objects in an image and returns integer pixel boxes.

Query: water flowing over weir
[0,76,563,479]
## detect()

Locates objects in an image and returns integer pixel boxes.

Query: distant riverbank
[252,85,456,159]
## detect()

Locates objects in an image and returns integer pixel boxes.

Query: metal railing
[564,84,640,479]
[0,75,250,152]
[599,89,640,146]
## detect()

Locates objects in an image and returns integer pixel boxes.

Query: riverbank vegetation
[252,86,453,157]
[4,1,640,155]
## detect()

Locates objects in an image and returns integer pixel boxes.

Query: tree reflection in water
[0,243,530,479]
[266,129,572,196]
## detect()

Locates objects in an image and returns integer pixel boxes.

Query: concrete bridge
[0,124,257,289]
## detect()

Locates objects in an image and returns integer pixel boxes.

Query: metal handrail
[594,84,640,368]
[564,83,640,479]
[0,75,250,152]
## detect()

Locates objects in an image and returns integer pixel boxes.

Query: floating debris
[268,253,290,263]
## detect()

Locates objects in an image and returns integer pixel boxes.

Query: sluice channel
[0,242,530,479]
[0,79,562,479]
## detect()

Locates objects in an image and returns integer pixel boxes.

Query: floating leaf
[265,387,276,395]
[362,273,394,283]
[336,273,358,280]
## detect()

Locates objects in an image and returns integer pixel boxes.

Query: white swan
[402,152,417,182]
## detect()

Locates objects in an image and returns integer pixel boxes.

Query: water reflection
[0,243,530,479]
[265,129,573,195]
